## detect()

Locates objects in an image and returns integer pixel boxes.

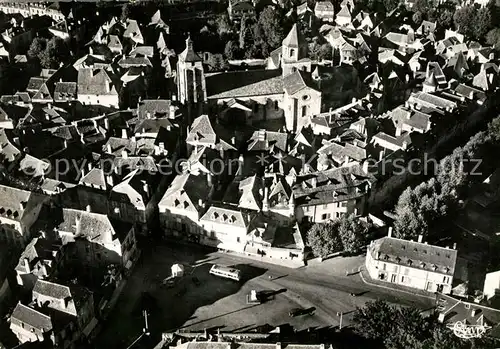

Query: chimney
[263,186,269,212]
[143,182,149,197]
[121,129,127,139]
[471,309,479,317]
[106,143,112,153]
[388,226,393,237]
[207,173,213,186]
[104,117,109,129]
[198,198,205,208]
[122,150,128,158]
[311,176,317,188]
[417,235,423,243]
[231,136,235,145]
[453,242,457,250]
[89,46,93,55]
[86,205,91,212]
[63,139,67,148]
[107,175,113,187]
[146,111,151,119]
[159,142,165,150]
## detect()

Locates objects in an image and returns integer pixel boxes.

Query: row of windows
[303,201,348,212]
[382,263,452,284]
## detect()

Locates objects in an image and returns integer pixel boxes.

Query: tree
[224,40,239,60]
[40,37,70,69]
[121,3,132,22]
[205,53,228,72]
[28,37,47,59]
[412,11,423,25]
[215,14,232,37]
[258,6,284,50]
[239,16,254,50]
[454,5,477,38]
[473,7,492,41]
[435,4,455,30]
[486,28,500,49]
[489,116,500,142]
[306,221,343,257]
[383,0,400,12]
[353,301,462,349]
[338,214,370,253]
[353,300,397,340]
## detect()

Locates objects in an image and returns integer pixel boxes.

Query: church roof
[283,70,317,95]
[206,70,283,99]
[179,36,201,62]
[283,23,305,48]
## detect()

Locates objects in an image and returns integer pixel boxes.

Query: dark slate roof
[54,82,77,100]
[283,23,305,48]
[206,70,283,99]
[369,237,457,275]
[77,68,116,95]
[137,99,173,119]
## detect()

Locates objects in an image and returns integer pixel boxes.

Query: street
[92,243,435,348]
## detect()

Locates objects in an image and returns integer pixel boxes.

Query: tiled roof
[248,130,288,152]
[206,70,283,99]
[369,237,457,275]
[79,167,106,189]
[77,68,116,96]
[159,173,212,213]
[0,128,20,162]
[134,118,173,134]
[111,170,148,209]
[11,303,52,332]
[137,99,173,119]
[54,82,77,101]
[315,1,334,11]
[200,205,253,229]
[113,156,158,173]
[118,56,152,68]
[293,165,375,206]
[108,35,122,49]
[283,70,317,95]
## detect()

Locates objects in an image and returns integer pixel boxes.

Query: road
[92,243,435,348]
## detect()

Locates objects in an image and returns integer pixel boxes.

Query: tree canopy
[353,300,467,349]
[28,37,71,69]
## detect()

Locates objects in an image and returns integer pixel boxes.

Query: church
[176,23,322,133]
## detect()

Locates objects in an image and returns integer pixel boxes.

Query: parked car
[289,308,303,317]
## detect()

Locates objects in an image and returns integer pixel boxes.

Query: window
[302,105,308,117]
[302,94,310,101]
[290,48,295,57]
[321,213,328,220]
[443,276,449,283]
[274,101,279,110]
[237,237,240,243]
[382,263,387,271]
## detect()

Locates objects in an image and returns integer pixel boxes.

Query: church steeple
[176,34,206,115]
[179,34,202,63]
[282,23,307,62]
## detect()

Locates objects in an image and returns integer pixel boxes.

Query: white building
[366,234,457,294]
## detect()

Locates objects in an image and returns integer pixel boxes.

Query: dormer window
[183,201,189,209]
[222,213,228,221]
[290,48,295,58]
[174,199,180,207]
[213,212,219,219]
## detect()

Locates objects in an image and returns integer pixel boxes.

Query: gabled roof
[111,169,147,209]
[283,70,318,95]
[158,173,212,213]
[206,70,283,99]
[200,205,253,229]
[11,303,52,332]
[79,167,106,189]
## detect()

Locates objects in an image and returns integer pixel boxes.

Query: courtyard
[93,242,434,349]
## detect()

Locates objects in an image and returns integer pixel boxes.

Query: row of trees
[412,0,500,45]
[393,117,500,239]
[225,7,284,60]
[352,300,490,349]
[306,214,372,257]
